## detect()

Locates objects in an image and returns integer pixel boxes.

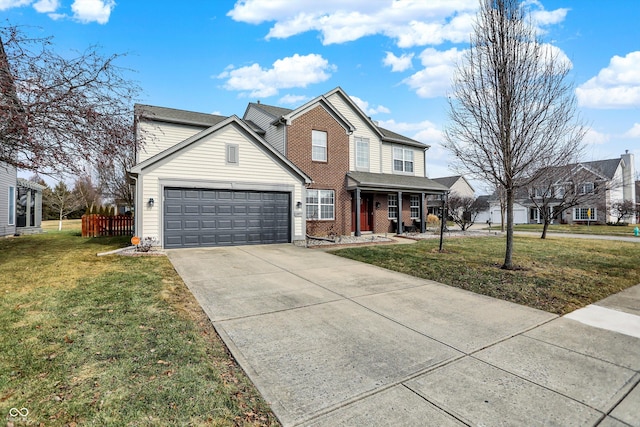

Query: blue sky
[3,0,639,192]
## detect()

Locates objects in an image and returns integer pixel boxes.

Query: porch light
[296,201,302,209]
[375,201,381,209]
[148,198,154,207]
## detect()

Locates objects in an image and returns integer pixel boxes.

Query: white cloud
[217,53,336,98]
[623,123,640,139]
[378,118,443,145]
[383,51,414,72]
[523,0,569,27]
[583,128,610,145]
[71,0,115,24]
[576,51,640,109]
[0,0,31,10]
[402,47,465,98]
[227,1,568,48]
[33,0,58,13]
[350,95,390,116]
[228,0,479,47]
[279,94,309,105]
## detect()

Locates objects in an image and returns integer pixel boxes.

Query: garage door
[164,188,291,248]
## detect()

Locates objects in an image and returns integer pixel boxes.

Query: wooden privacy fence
[82,214,134,237]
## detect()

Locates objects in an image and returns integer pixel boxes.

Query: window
[578,182,594,195]
[355,137,369,170]
[306,189,334,220]
[554,185,565,198]
[226,143,239,165]
[7,186,15,226]
[410,195,420,219]
[393,147,414,173]
[574,207,596,221]
[312,130,327,162]
[388,194,398,219]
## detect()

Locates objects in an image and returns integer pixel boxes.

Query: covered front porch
[346,171,449,237]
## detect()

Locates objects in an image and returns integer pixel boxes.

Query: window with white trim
[388,194,398,219]
[578,182,594,195]
[306,189,334,220]
[410,195,420,219]
[226,143,239,165]
[8,186,15,226]
[554,185,565,198]
[355,137,369,170]
[574,207,596,221]
[312,130,327,162]
[393,147,414,173]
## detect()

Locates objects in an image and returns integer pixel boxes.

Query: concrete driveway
[168,244,640,427]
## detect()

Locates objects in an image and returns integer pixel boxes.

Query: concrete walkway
[168,244,640,427]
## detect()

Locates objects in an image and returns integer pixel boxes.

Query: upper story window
[312,130,327,162]
[578,182,594,195]
[393,146,414,173]
[553,185,565,198]
[355,137,370,170]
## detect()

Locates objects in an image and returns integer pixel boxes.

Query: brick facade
[287,106,351,236]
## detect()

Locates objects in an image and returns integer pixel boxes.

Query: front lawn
[0,230,277,426]
[331,235,640,315]
[513,223,638,236]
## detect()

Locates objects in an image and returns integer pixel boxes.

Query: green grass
[331,235,640,315]
[513,223,638,236]
[0,228,277,426]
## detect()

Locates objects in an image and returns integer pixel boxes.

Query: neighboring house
[0,161,17,237]
[0,162,44,237]
[487,152,637,225]
[432,175,475,199]
[130,87,448,249]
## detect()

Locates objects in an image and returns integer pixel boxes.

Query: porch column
[397,190,403,235]
[354,188,361,237]
[420,192,426,233]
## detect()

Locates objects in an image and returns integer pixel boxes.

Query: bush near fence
[81,214,134,237]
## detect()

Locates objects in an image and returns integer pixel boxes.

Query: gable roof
[135,104,227,128]
[579,158,621,180]
[130,115,311,184]
[432,175,475,193]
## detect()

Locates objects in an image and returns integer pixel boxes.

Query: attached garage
[164,188,290,248]
[130,112,311,249]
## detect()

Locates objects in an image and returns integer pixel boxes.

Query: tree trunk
[58,209,63,231]
[541,218,549,239]
[502,188,514,269]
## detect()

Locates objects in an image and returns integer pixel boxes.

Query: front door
[359,195,373,232]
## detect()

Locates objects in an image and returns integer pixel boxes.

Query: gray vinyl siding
[244,105,286,155]
[0,162,17,237]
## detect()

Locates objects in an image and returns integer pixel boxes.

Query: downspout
[423,146,430,178]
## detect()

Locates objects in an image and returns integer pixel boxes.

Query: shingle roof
[580,158,621,180]
[135,104,228,128]
[377,126,425,147]
[247,102,292,120]
[347,171,448,193]
[432,175,463,189]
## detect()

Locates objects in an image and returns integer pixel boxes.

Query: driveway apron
[167,244,640,427]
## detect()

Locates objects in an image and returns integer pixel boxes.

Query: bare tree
[444,0,586,269]
[610,199,635,225]
[96,120,135,212]
[0,24,140,175]
[46,181,81,231]
[447,195,481,231]
[73,174,102,213]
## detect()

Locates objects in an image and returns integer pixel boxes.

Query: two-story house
[130,87,447,249]
[485,152,637,225]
